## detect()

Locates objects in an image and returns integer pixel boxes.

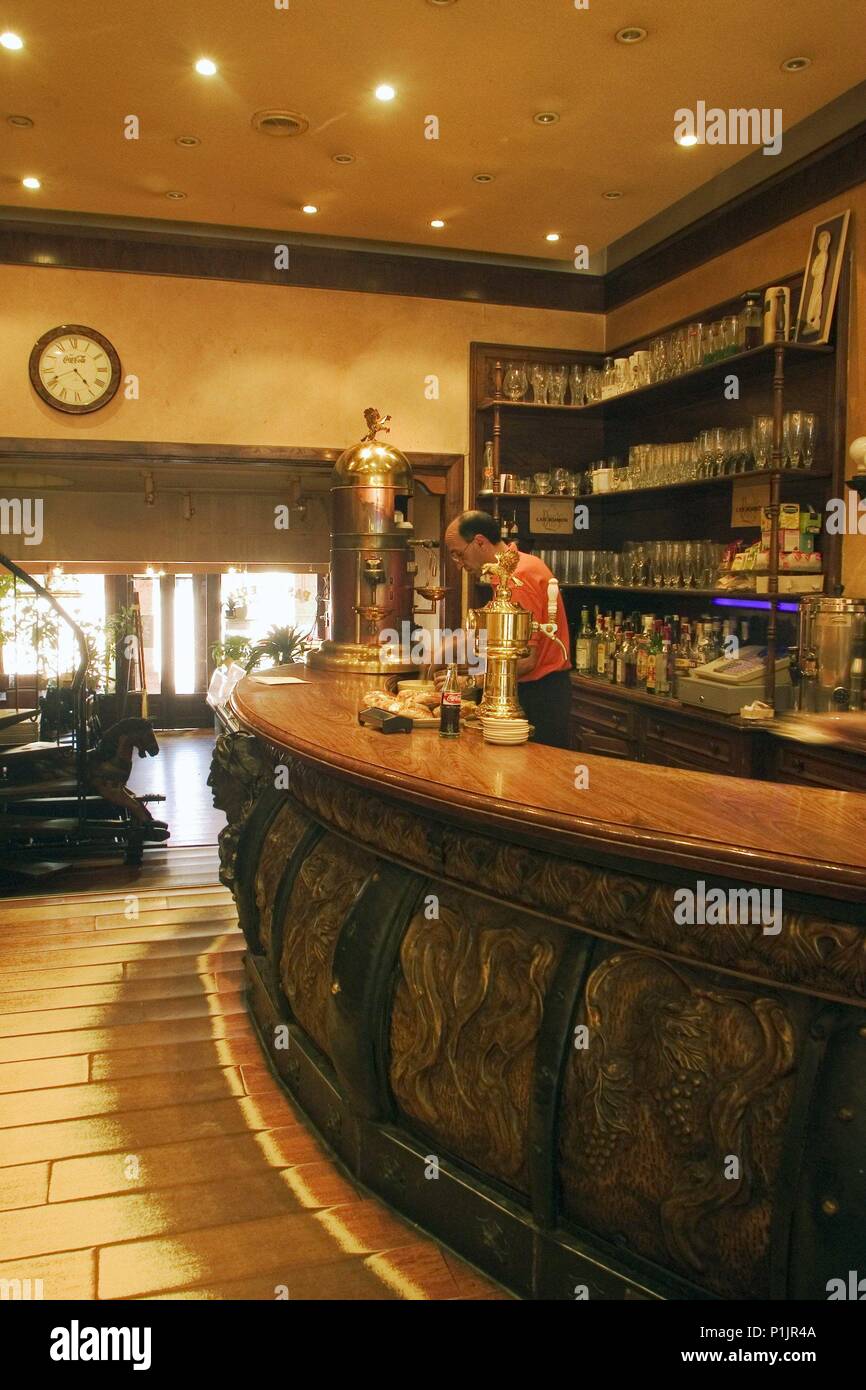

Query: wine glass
[504,362,528,401]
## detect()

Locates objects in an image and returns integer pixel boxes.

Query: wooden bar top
[230,668,866,902]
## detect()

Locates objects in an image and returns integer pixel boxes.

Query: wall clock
[29,324,121,413]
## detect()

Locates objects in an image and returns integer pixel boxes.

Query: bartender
[442,509,572,748]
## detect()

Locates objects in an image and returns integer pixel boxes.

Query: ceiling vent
[251,110,310,138]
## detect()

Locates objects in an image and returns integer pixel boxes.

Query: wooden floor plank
[0,1065,246,1130]
[0,1053,90,1095]
[0,965,244,1014]
[90,1035,262,1082]
[0,1160,50,1211]
[0,1248,96,1299]
[0,1009,254,1065]
[49,1126,320,1203]
[0,1090,290,1166]
[0,987,246,1039]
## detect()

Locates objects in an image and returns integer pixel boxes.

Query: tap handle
[547,577,559,625]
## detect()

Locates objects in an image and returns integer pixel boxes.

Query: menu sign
[529,498,574,535]
[731,477,770,528]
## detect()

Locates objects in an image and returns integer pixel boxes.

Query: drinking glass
[686,323,703,370]
[722,315,740,357]
[504,362,528,400]
[588,550,600,585]
[532,471,552,494]
[548,363,568,405]
[681,541,699,588]
[802,413,818,468]
[650,336,668,383]
[662,541,680,588]
[609,554,623,586]
[648,541,665,587]
[784,410,805,468]
[671,328,688,376]
[569,363,585,406]
[751,416,773,470]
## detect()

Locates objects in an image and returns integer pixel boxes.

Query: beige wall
[2,266,602,454]
[608,181,866,594]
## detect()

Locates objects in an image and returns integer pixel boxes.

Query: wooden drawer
[771,741,866,793]
[571,688,636,741]
[640,710,745,775]
[570,722,637,761]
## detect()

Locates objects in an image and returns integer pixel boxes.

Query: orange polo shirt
[491,547,571,683]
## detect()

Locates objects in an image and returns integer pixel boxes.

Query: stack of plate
[481,716,530,746]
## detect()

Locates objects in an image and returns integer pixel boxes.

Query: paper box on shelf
[756,574,824,594]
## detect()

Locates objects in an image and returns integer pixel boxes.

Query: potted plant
[211,635,253,671]
[245,624,313,672]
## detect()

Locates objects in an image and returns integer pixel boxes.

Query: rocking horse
[85,718,170,841]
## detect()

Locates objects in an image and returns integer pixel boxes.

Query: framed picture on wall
[794,209,850,344]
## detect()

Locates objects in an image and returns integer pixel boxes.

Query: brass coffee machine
[308,409,447,674]
[467,547,568,720]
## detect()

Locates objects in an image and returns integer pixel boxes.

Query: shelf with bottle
[478,342,833,419]
[573,607,764,702]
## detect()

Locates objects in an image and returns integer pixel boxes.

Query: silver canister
[795,595,866,712]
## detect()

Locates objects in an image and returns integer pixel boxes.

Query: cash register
[677,646,793,715]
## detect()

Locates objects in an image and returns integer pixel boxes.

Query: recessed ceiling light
[430,218,446,229]
[332,153,356,164]
[781,55,811,72]
[7,114,33,128]
[165,190,187,199]
[603,190,624,200]
[615,26,647,43]
[472,172,494,183]
[427,1,458,6]
[22,176,41,190]
[545,232,561,243]
[676,132,699,147]
[195,57,217,76]
[533,111,559,125]
[375,84,396,102]
[175,135,201,147]
[302,204,319,215]
[0,31,24,50]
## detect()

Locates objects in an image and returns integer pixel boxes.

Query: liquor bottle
[624,625,638,688]
[595,615,608,677]
[616,624,633,687]
[607,622,621,683]
[635,619,651,687]
[575,608,593,674]
[741,291,763,351]
[674,621,693,680]
[439,663,461,739]
[657,624,673,697]
[645,620,663,694]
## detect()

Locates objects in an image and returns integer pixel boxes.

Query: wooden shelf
[558,584,762,600]
[477,467,831,506]
[478,341,834,418]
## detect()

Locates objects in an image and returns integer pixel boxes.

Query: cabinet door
[571,685,639,760]
[640,710,750,776]
[772,741,866,792]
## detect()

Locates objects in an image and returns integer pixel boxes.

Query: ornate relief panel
[254,801,312,957]
[286,759,866,1005]
[278,833,375,1059]
[558,947,797,1299]
[390,885,566,1192]
[208,731,275,893]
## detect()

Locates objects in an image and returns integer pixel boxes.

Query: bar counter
[211,667,866,1300]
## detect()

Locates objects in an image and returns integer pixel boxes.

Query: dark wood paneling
[0,221,604,313]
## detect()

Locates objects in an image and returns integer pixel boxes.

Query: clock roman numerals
[32,326,119,412]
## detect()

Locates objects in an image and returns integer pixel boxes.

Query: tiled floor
[0,856,508,1300]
